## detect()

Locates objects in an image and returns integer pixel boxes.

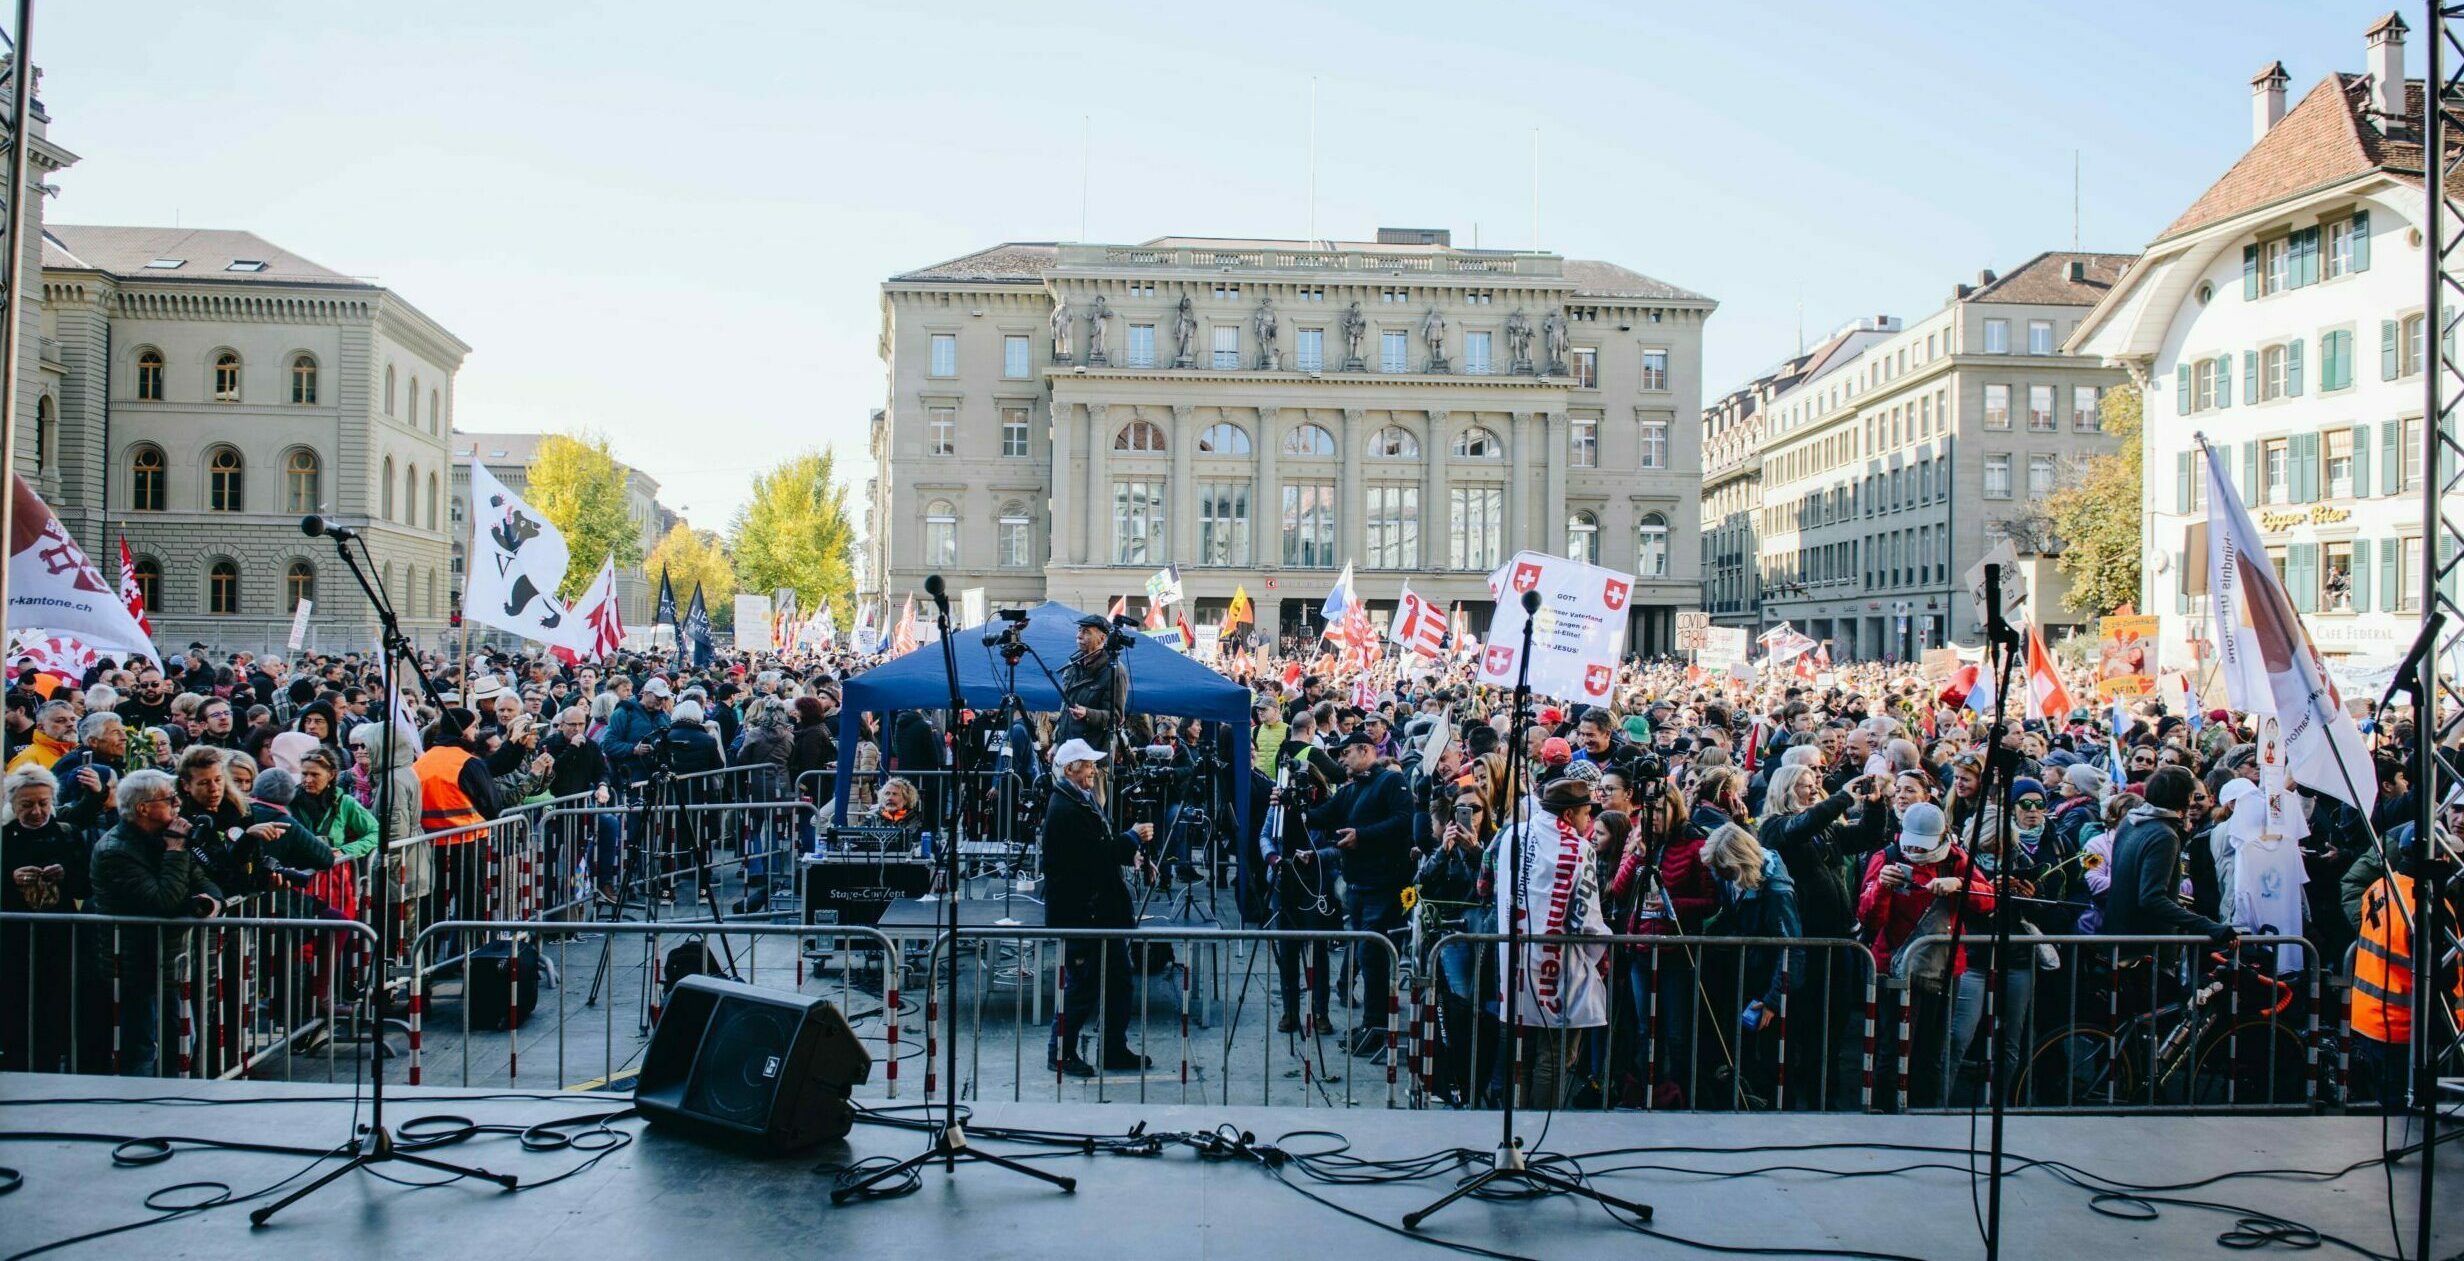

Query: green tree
[646,523,738,631]
[2044,381,2144,617]
[524,433,644,600]
[726,450,858,615]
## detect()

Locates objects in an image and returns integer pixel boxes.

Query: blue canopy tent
[826,601,1254,885]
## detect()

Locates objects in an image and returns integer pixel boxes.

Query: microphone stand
[254,525,515,1225]
[834,577,1075,1202]
[1405,593,1652,1231]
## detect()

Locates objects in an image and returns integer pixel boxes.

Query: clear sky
[39,0,2426,530]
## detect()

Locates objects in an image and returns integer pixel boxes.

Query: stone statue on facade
[1542,308,1570,373]
[1339,301,1367,369]
[1172,294,1198,368]
[1504,308,1534,371]
[1049,298,1074,361]
[1086,294,1113,365]
[1420,306,1449,373]
[1254,296,1281,371]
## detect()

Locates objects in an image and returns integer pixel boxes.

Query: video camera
[980,608,1031,656]
[186,817,318,895]
[1104,614,1143,654]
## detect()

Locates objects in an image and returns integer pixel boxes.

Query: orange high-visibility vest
[414,745,485,844]
[2351,871,2459,1044]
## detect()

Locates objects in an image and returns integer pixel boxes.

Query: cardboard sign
[1674,610,1711,651]
[286,599,313,652]
[1475,551,1636,704]
[1698,625,1749,665]
[2095,613,2159,698]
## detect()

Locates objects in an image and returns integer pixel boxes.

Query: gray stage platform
[0,1074,2453,1259]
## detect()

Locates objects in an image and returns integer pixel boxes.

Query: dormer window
[144,258,184,269]
[225,260,268,272]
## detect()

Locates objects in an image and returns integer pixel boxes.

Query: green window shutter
[2289,543,2317,613]
[2243,441,2260,498]
[2176,450,2192,512]
[2297,432,2321,502]
[2243,244,2260,299]
[2384,320,2401,380]
[2442,535,2458,605]
[2286,337,2304,396]
[2177,362,2192,413]
[2381,541,2400,611]
[2175,551,2191,613]
[2243,349,2258,402]
[2441,415,2458,489]
[2382,420,2402,495]
[2297,227,2321,287]
[2352,423,2372,495]
[2353,538,2374,611]
[2352,209,2371,271]
[2322,330,2347,390]
[2217,355,2234,407]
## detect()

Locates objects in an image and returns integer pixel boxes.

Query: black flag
[655,566,679,651]
[683,582,712,668]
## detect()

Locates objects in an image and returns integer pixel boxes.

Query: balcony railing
[1056,243,1563,279]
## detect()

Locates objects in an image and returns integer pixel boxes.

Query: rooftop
[1966,251,2139,306]
[892,235,1710,303]
[43,225,364,286]
[2157,71,2463,243]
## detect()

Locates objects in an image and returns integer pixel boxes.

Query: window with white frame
[1463,331,1492,375]
[1640,419,1667,468]
[1574,348,1598,388]
[1371,426,1419,458]
[1114,481,1166,564]
[1297,328,1324,371]
[929,333,956,377]
[1364,484,1420,569]
[2327,429,2354,498]
[2027,320,2053,355]
[1983,452,2012,498]
[1636,513,1668,577]
[2326,217,2357,279]
[2072,385,2101,431]
[1381,330,1408,373]
[1212,325,1239,370]
[1197,422,1252,454]
[1281,482,1337,568]
[1127,324,1156,368]
[1003,335,1030,378]
[2261,237,2289,295]
[2402,313,2427,377]
[2404,417,2424,491]
[1983,319,2010,354]
[2261,344,2287,400]
[998,502,1032,568]
[1984,384,2011,429]
[1450,486,1503,570]
[928,406,956,456]
[1566,510,1599,564]
[1454,427,1502,459]
[2028,453,2056,498]
[2263,438,2289,503]
[1000,406,1030,458]
[1570,418,1598,468]
[1197,480,1252,567]
[2028,385,2056,432]
[924,500,958,566]
[1641,349,1666,390]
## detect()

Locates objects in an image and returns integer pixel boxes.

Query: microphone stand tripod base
[1401,1139,1652,1230]
[826,1124,1077,1204]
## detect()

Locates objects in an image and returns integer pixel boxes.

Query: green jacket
[291,787,382,862]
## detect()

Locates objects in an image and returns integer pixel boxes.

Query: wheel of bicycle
[2015,1026,2135,1109]
[2188,1018,2309,1108]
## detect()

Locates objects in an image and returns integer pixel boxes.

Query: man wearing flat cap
[1055,615,1125,753]
[1296,730,1413,1057]
[1041,737,1155,1077]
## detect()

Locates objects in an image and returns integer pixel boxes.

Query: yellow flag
[1226,585,1253,626]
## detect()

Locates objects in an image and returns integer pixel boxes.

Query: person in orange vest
[413,710,503,928]
[2348,862,2460,1114]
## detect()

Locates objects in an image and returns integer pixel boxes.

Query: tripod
[833,576,1075,1202]
[584,742,741,1022]
[1405,590,1652,1231]
[253,518,515,1226]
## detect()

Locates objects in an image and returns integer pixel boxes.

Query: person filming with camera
[1041,738,1155,1078]
[1294,730,1413,1059]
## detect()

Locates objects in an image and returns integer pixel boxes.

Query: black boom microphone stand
[254,515,516,1226]
[834,574,1076,1202]
[1404,588,1653,1231]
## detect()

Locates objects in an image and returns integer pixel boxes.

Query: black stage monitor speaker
[634,975,873,1153]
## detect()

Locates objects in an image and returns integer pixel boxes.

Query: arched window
[131,557,161,612]
[1282,422,1337,457]
[211,351,242,402]
[284,448,321,513]
[135,348,165,401]
[408,376,420,425]
[1637,513,1669,578]
[1113,419,1167,452]
[207,446,245,511]
[1370,425,1420,458]
[404,463,419,525]
[383,365,396,415]
[1566,510,1599,564]
[1453,427,1503,458]
[130,445,166,511]
[290,354,318,404]
[998,500,1032,568]
[1196,422,1251,454]
[381,457,396,519]
[426,570,438,618]
[923,499,958,567]
[427,472,440,529]
[208,560,240,615]
[429,388,440,434]
[286,560,315,610]
[32,395,48,473]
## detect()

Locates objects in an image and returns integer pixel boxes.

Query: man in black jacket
[1041,739,1153,1077]
[90,770,222,1076]
[1301,732,1414,1057]
[2103,765,2237,952]
[1054,616,1124,751]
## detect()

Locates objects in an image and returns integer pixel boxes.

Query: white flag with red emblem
[555,557,625,663]
[2023,622,2074,721]
[8,475,154,660]
[1390,583,1446,657]
[117,536,153,638]
[1474,550,1633,704]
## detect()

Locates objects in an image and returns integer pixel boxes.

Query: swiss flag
[2024,624,2076,720]
[1583,663,1612,696]
[1484,644,1516,675]
[1602,578,1629,611]
[1510,561,1542,593]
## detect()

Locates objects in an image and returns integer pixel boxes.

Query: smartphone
[1454,804,1477,832]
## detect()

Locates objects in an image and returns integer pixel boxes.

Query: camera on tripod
[1631,754,1670,801]
[187,817,317,894]
[1103,614,1143,654]
[981,608,1031,657]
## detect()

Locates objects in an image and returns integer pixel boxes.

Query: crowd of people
[1,629,2455,1116]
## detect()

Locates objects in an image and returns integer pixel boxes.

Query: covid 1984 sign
[1478,550,1637,703]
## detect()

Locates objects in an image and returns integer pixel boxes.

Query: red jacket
[1612,833,1716,937]
[1856,847,1996,973]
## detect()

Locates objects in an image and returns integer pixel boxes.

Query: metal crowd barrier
[405,918,902,1094]
[528,799,819,921]
[924,925,1406,1109]
[1,911,378,1081]
[1421,931,1875,1113]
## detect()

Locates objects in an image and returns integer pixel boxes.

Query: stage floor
[0,1074,2454,1260]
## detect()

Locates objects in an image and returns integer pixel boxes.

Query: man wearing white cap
[1041,737,1154,1077]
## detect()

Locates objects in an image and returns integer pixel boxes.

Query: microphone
[1521,589,1542,614]
[300,515,358,542]
[923,573,951,618]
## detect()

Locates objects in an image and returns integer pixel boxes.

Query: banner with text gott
[1474,550,1636,704]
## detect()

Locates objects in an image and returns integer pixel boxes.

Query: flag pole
[0,0,37,633]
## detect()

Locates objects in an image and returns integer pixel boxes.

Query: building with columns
[2074,14,2434,676]
[1701,316,1902,632]
[1754,253,2132,659]
[861,230,1713,653]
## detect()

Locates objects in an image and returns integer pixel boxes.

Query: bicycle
[2014,945,2308,1109]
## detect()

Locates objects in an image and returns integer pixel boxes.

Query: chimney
[2251,60,2289,141]
[2066,259,2087,283]
[1977,269,1997,287]
[2367,11,2408,123]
